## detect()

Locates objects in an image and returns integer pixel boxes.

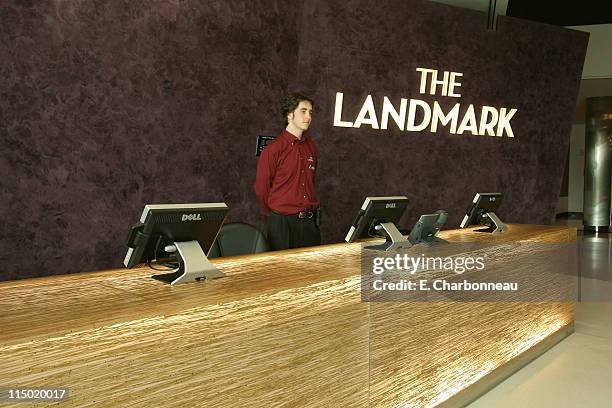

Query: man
[254,92,321,250]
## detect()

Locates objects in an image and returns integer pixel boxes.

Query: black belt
[272,210,317,219]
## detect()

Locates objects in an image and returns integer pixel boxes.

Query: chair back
[208,223,269,258]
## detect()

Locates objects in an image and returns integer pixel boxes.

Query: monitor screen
[124,203,229,284]
[345,196,410,250]
[460,193,506,232]
[255,135,277,156]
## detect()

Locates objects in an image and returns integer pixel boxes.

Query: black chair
[208,222,269,258]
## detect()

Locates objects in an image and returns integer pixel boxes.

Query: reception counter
[0,224,576,407]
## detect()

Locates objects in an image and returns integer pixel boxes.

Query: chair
[208,222,270,258]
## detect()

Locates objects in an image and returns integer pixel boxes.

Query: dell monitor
[460,193,507,233]
[345,196,410,251]
[124,203,229,285]
[408,210,449,245]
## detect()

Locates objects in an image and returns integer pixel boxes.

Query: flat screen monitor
[408,210,449,245]
[255,135,276,156]
[460,193,507,233]
[124,203,229,285]
[345,196,410,251]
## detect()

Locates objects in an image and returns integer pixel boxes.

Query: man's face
[288,100,313,131]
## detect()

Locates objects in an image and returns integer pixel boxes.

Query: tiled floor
[467,219,612,408]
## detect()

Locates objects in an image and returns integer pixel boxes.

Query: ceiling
[429,0,612,26]
[506,0,612,26]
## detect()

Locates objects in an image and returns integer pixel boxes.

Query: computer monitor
[345,196,410,251]
[460,193,507,233]
[255,135,277,156]
[124,203,229,285]
[408,210,449,245]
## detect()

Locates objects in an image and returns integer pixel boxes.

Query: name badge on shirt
[308,156,315,171]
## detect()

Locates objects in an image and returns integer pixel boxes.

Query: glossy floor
[468,225,612,408]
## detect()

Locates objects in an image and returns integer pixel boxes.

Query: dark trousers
[267,211,321,251]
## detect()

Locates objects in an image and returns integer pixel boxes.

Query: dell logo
[386,203,396,209]
[490,197,496,201]
[182,213,202,222]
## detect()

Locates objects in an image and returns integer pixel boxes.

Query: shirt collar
[282,129,307,144]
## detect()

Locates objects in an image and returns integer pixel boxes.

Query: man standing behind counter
[254,92,321,250]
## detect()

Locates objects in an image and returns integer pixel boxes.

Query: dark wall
[291,0,588,244]
[0,0,587,280]
[0,1,300,280]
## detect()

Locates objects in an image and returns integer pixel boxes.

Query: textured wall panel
[0,0,587,280]
[290,0,588,244]
[0,0,300,279]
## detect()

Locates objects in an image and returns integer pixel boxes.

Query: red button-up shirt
[254,129,319,216]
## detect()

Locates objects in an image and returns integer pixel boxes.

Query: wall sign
[333,67,518,138]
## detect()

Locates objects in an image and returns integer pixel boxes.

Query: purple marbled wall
[291,0,588,244]
[0,0,587,280]
[0,0,300,280]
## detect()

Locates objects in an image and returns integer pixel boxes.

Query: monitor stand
[476,212,508,233]
[365,222,412,251]
[418,235,449,245]
[152,240,226,285]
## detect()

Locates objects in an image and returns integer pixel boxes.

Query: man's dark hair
[281,92,314,126]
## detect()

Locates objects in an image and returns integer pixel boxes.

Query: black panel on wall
[0,0,300,280]
[0,0,587,281]
[507,0,612,26]
[290,0,588,245]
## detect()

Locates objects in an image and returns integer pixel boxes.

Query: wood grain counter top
[0,224,576,407]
